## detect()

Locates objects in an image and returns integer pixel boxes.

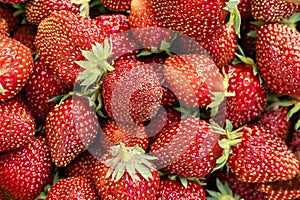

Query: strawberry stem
[224,0,241,38]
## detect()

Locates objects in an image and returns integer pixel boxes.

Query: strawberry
[238,0,252,20]
[0,137,52,200]
[156,176,206,199]
[0,4,21,33]
[25,0,80,25]
[0,18,8,36]
[12,24,37,52]
[102,59,163,123]
[0,35,33,102]
[46,176,100,200]
[93,143,160,199]
[45,96,99,167]
[256,23,300,97]
[35,10,104,84]
[239,19,259,59]
[251,0,298,22]
[102,0,131,11]
[163,54,224,108]
[0,98,35,152]
[150,116,222,178]
[25,59,72,122]
[100,118,149,151]
[0,0,27,4]
[291,129,300,152]
[224,64,267,128]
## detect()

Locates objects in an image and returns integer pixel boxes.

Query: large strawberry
[0,137,52,200]
[46,176,100,200]
[45,96,99,167]
[0,35,33,102]
[93,143,160,199]
[0,98,35,152]
[150,116,222,178]
[256,23,300,98]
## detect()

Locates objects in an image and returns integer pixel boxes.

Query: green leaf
[0,83,6,93]
[295,118,300,130]
[134,162,152,181]
[179,177,188,189]
[287,103,300,120]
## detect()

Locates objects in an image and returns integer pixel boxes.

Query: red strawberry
[46,176,100,200]
[12,24,37,52]
[291,129,300,152]
[25,59,72,122]
[93,143,160,199]
[240,19,259,59]
[100,118,149,151]
[238,0,252,19]
[102,59,163,123]
[0,4,21,33]
[224,64,267,128]
[45,96,99,167]
[0,35,33,102]
[35,10,104,84]
[251,0,297,22]
[0,18,8,36]
[0,0,27,4]
[102,0,131,11]
[256,23,300,97]
[163,54,224,108]
[0,98,35,152]
[156,177,206,199]
[150,116,222,178]
[0,137,52,200]
[25,0,80,25]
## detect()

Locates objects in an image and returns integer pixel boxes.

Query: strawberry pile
[0,0,300,199]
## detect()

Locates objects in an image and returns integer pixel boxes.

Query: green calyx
[210,120,243,172]
[71,0,91,17]
[224,0,241,38]
[206,178,242,200]
[281,12,300,30]
[0,70,6,93]
[167,174,206,189]
[105,143,157,182]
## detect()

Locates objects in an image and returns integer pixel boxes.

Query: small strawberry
[0,18,8,36]
[46,176,100,200]
[150,116,222,178]
[102,0,131,11]
[251,0,298,22]
[256,23,300,97]
[93,143,160,199]
[100,118,149,151]
[0,35,33,102]
[0,98,35,152]
[0,4,21,33]
[45,96,99,167]
[12,24,37,52]
[0,137,52,200]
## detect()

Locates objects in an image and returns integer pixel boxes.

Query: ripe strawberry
[25,0,80,25]
[45,96,99,167]
[224,64,267,128]
[93,143,160,199]
[0,0,27,4]
[251,0,298,22]
[35,10,104,84]
[240,19,258,59]
[163,54,224,108]
[0,4,21,33]
[0,137,52,200]
[227,124,300,183]
[100,118,149,151]
[102,59,163,123]
[12,24,37,52]
[0,35,33,102]
[150,116,222,178]
[102,0,131,11]
[25,59,72,122]
[46,176,100,200]
[238,0,252,19]
[156,177,206,199]
[256,23,300,97]
[150,0,227,38]
[0,98,35,152]
[0,18,8,36]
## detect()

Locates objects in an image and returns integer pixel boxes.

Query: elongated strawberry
[150,116,222,178]
[102,0,131,11]
[0,98,35,152]
[256,23,300,97]
[45,96,99,167]
[12,24,37,52]
[25,59,72,122]
[35,10,104,84]
[102,59,163,123]
[0,137,52,200]
[0,35,33,102]
[46,176,100,200]
[93,143,160,199]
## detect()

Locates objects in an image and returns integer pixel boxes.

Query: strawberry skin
[102,0,131,11]
[45,97,99,167]
[46,176,100,200]
[0,98,35,152]
[0,18,8,36]
[0,137,52,200]
[256,23,300,97]
[0,35,33,102]
[12,24,37,52]
[228,124,300,183]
